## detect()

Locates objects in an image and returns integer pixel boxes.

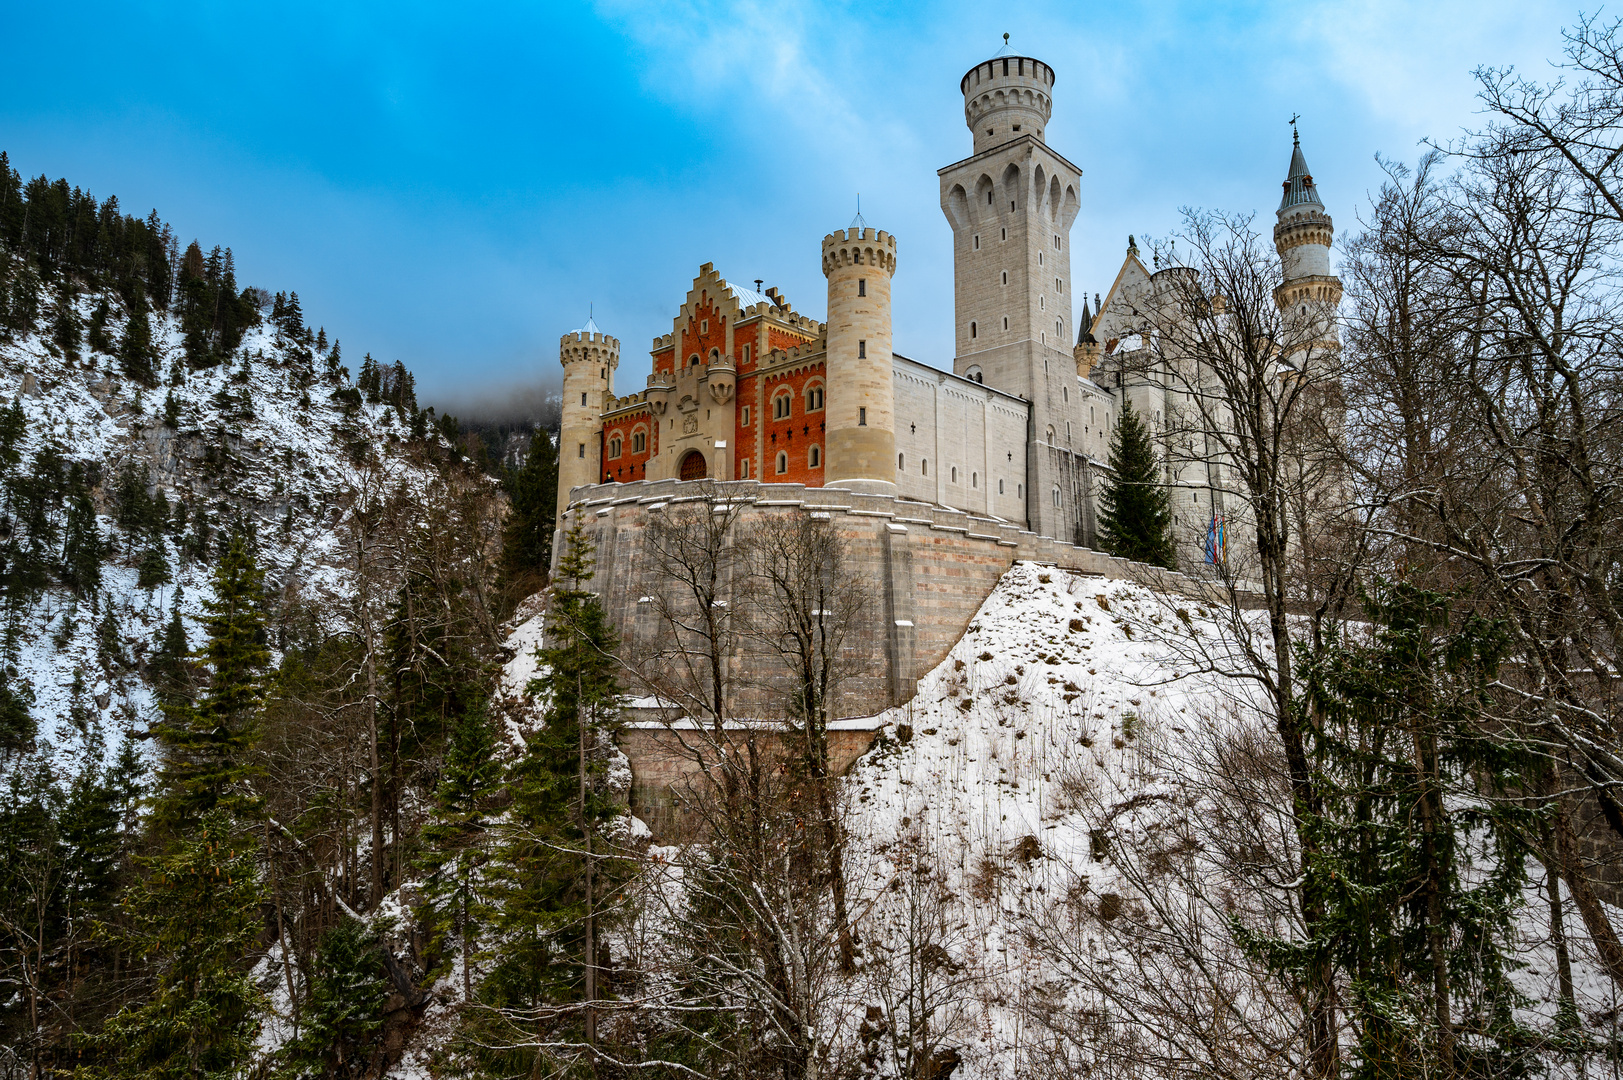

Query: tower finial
[1290,112,1300,146]
[850,192,867,231]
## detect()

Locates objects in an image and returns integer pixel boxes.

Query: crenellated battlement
[821,228,898,276]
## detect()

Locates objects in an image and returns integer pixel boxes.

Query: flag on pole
[1205,514,1226,565]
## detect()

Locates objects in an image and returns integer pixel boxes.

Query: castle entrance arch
[679,450,708,481]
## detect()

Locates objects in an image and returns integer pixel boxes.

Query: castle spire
[1077,294,1095,345]
[1279,120,1324,213]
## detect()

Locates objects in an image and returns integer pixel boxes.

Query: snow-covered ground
[1,292,436,768]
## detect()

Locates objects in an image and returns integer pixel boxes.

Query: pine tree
[118,298,158,388]
[420,705,501,1003]
[0,667,35,756]
[1246,582,1536,1076]
[62,473,102,598]
[500,428,559,585]
[161,389,180,428]
[136,541,171,597]
[1097,399,1176,569]
[76,812,265,1080]
[153,533,268,827]
[151,597,192,706]
[277,920,390,1079]
[475,523,624,1060]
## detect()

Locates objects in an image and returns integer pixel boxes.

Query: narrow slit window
[858,340,866,358]
[858,279,867,297]
[970,321,978,339]
[898,452,905,470]
[859,407,867,426]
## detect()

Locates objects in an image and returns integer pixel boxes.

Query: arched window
[775,451,788,475]
[608,436,622,459]
[970,321,977,339]
[632,429,647,453]
[773,390,792,419]
[1001,271,1008,285]
[951,466,958,483]
[809,445,821,468]
[689,354,701,369]
[1046,426,1055,443]
[1002,316,1009,331]
[922,458,928,476]
[972,472,979,489]
[1052,486,1062,507]
[1062,385,1068,402]
[998,478,1004,494]
[805,384,825,411]
[1017,484,1022,498]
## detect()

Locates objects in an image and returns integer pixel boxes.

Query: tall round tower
[1273,128,1343,315]
[557,317,619,520]
[960,40,1056,155]
[821,226,898,492]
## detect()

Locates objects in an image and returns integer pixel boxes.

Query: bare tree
[739,510,867,973]
[1020,708,1315,1080]
[1109,214,1357,1076]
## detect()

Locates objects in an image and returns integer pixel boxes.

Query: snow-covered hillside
[836,563,1617,1078]
[0,288,437,763]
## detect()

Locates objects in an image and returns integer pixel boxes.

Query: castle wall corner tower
[822,226,898,491]
[557,319,619,519]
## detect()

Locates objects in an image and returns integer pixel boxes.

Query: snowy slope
[0,290,438,766]
[838,562,1616,1078]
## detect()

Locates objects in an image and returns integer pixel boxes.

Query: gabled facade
[556,46,1341,568]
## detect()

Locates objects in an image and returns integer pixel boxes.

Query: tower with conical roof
[557,314,619,520]
[1273,126,1342,358]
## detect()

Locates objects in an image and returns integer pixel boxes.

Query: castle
[554,43,1341,563]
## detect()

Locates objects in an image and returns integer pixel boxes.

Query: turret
[960,36,1056,156]
[1273,127,1342,312]
[1073,294,1100,380]
[821,225,898,492]
[557,316,619,519]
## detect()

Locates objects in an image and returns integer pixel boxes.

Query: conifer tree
[277,920,390,1079]
[475,523,624,1060]
[61,475,102,598]
[1097,399,1176,569]
[420,704,501,1003]
[118,298,158,388]
[76,812,265,1080]
[151,599,192,707]
[499,428,559,584]
[153,533,268,827]
[1249,582,1535,1075]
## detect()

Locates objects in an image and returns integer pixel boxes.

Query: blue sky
[0,0,1576,414]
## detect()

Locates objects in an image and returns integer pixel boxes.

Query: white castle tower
[822,224,899,492]
[1273,127,1342,364]
[939,38,1083,539]
[557,317,619,520]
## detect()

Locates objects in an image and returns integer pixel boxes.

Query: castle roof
[1279,128,1324,213]
[574,314,601,335]
[724,279,771,310]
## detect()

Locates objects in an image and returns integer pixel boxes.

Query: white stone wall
[891,356,1029,520]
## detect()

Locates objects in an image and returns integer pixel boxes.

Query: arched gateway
[678,450,708,481]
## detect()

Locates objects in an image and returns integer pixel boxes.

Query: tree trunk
[1553,803,1623,990]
